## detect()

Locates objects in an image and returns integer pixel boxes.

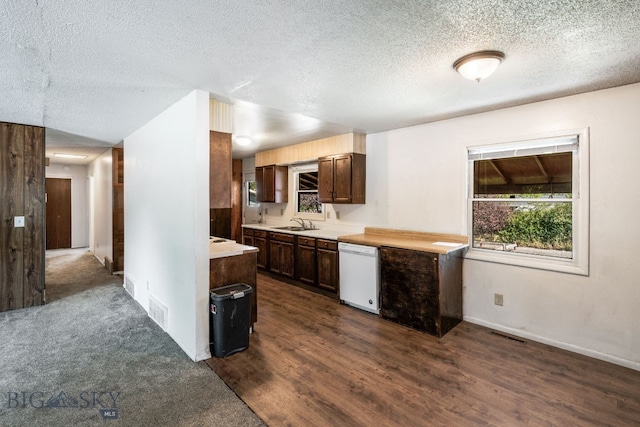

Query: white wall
[124,90,210,361]
[87,150,113,264]
[46,163,89,248]
[361,83,640,369]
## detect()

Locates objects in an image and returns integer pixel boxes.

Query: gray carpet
[0,249,265,427]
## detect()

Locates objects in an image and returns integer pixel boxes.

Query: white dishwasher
[338,242,380,314]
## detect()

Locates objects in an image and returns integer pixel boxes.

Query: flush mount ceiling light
[235,136,252,146]
[453,50,505,82]
[53,153,88,159]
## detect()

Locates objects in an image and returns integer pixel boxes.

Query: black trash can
[209,283,253,358]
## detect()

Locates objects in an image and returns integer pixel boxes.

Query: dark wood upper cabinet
[318,153,365,204]
[210,131,232,209]
[256,165,288,203]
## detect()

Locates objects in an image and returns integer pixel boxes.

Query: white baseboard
[464,316,639,372]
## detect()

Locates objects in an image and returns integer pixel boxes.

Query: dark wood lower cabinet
[296,237,316,286]
[316,239,338,293]
[269,232,294,278]
[209,252,257,325]
[243,228,339,298]
[253,231,267,269]
[242,230,254,246]
[380,246,463,338]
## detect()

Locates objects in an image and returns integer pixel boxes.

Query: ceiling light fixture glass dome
[235,136,252,146]
[453,50,505,82]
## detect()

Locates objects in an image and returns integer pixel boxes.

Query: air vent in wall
[149,296,168,331]
[490,331,527,344]
[124,276,135,298]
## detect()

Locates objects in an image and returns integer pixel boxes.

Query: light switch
[14,216,25,228]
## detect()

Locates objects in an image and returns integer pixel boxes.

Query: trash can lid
[210,283,253,299]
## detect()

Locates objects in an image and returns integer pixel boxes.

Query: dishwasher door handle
[338,242,378,256]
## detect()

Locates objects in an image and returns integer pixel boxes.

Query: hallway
[45,247,119,302]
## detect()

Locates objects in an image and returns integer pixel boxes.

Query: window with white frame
[466,129,589,275]
[293,164,323,219]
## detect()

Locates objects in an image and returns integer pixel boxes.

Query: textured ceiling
[2,0,640,158]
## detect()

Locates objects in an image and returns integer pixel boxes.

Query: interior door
[45,178,72,250]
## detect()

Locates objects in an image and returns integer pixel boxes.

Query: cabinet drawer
[270,232,295,243]
[242,229,254,237]
[254,230,267,238]
[298,236,316,247]
[317,239,337,251]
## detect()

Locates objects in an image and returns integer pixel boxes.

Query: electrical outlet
[265,208,269,215]
[280,208,283,215]
[494,293,504,306]
[14,216,25,228]
[336,211,340,219]
[327,211,330,219]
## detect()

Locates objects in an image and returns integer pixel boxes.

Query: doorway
[46,178,72,250]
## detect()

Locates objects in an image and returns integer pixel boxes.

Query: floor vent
[124,276,136,298]
[149,296,168,331]
[490,331,527,344]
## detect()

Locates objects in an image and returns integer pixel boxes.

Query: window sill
[464,248,589,276]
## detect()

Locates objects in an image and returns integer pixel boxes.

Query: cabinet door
[317,247,338,292]
[243,233,254,246]
[296,244,316,285]
[332,154,353,203]
[255,166,265,203]
[254,236,267,269]
[256,165,275,203]
[318,157,335,203]
[269,240,281,274]
[273,166,288,203]
[380,247,439,336]
[256,165,287,203]
[263,165,276,202]
[280,241,295,278]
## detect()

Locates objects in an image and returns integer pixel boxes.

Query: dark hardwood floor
[206,273,640,426]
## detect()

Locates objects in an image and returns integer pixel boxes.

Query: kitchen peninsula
[339,228,469,338]
[209,237,259,325]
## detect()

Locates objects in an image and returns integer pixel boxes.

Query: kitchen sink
[272,226,306,231]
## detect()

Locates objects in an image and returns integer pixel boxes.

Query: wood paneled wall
[255,132,366,167]
[210,131,232,209]
[0,122,45,312]
[209,99,233,133]
[231,159,243,241]
[112,147,124,272]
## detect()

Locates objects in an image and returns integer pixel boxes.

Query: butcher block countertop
[338,227,469,255]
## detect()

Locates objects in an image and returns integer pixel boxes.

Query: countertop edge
[209,244,259,260]
[338,233,469,255]
[241,224,350,240]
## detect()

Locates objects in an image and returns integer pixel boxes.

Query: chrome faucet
[291,218,306,229]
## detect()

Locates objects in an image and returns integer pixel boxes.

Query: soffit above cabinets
[255,133,365,167]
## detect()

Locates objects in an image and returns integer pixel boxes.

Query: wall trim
[464,316,639,372]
